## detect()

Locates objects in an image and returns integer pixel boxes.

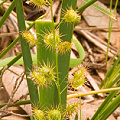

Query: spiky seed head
[31,70,46,86]
[29,0,47,8]
[34,108,45,120]
[39,65,55,82]
[65,103,78,117]
[74,16,81,26]
[64,9,79,23]
[30,63,55,87]
[48,109,61,120]
[71,69,85,89]
[22,31,37,47]
[58,41,71,54]
[43,32,61,49]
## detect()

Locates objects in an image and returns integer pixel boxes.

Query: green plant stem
[106,0,118,63]
[77,0,98,13]
[106,63,120,87]
[0,100,30,108]
[67,87,120,99]
[0,53,22,74]
[80,97,82,120]
[6,52,21,67]
[0,0,15,28]
[104,0,119,88]
[49,0,55,37]
[0,0,7,6]
[60,84,68,95]
[0,37,19,59]
[114,0,119,12]
[106,0,113,64]
[49,0,62,112]
[55,51,62,112]
[16,0,39,105]
[0,54,37,67]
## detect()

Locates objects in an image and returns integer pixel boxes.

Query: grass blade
[0,0,15,28]
[16,0,39,105]
[99,94,120,120]
[91,82,120,119]
[70,36,85,67]
[0,0,7,6]
[77,0,98,13]
[35,20,57,109]
[59,0,77,108]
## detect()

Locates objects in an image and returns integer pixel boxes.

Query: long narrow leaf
[35,20,57,109]
[0,0,15,28]
[91,82,120,119]
[70,36,85,67]
[59,0,77,108]
[16,0,39,105]
[77,0,98,13]
[0,53,22,74]
[0,0,7,6]
[99,94,120,120]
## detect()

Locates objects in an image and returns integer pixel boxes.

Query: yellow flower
[64,8,79,23]
[22,31,36,47]
[57,41,71,54]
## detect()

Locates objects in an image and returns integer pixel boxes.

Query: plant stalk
[67,87,120,99]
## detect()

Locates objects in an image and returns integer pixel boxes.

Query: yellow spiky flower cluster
[43,31,72,54]
[34,108,45,120]
[43,32,61,49]
[65,103,78,117]
[64,8,80,23]
[71,68,85,89]
[22,31,37,47]
[48,109,61,120]
[28,0,48,8]
[30,64,55,87]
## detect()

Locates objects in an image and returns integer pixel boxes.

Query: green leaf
[0,0,15,28]
[70,36,85,67]
[35,20,57,109]
[16,0,39,105]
